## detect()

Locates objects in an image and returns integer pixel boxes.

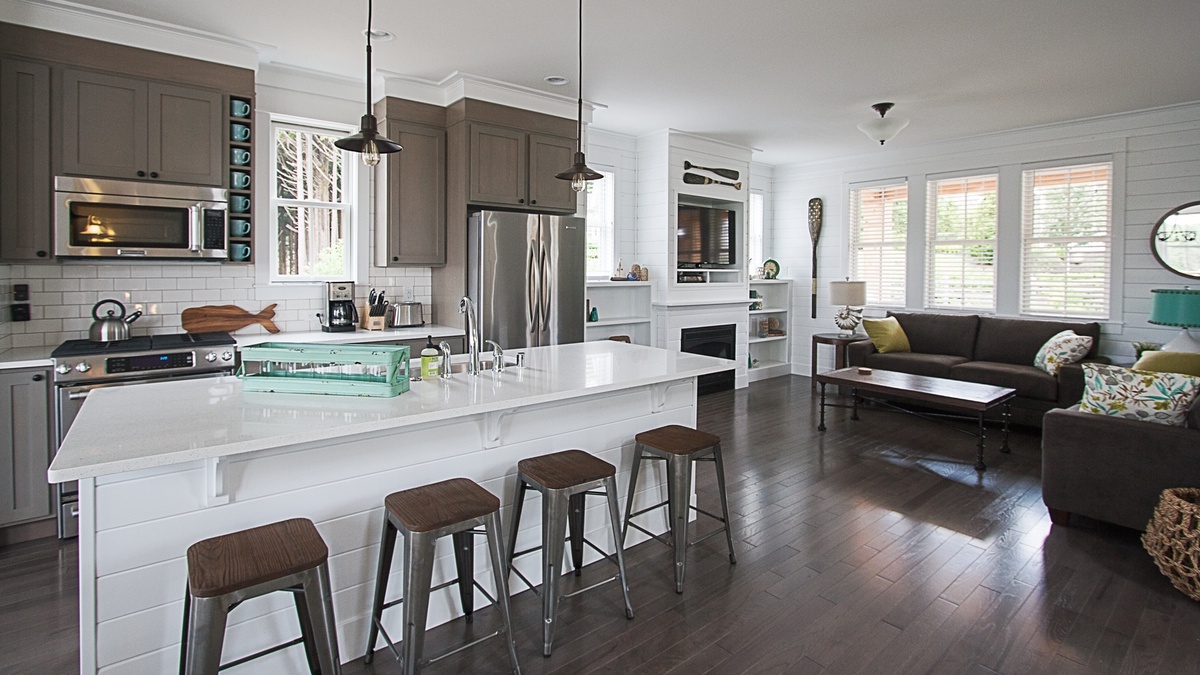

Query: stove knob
[221,351,234,362]
[205,352,218,362]
[75,361,92,373]
[56,363,72,375]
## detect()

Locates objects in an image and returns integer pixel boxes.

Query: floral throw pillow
[1080,363,1200,426]
[1034,330,1093,375]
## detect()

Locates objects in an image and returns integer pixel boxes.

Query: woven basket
[1143,487,1200,602]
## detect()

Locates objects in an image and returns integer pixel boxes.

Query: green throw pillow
[862,317,911,354]
[1079,362,1200,426]
[1133,351,1200,377]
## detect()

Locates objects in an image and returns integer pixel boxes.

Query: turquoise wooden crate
[238,342,410,397]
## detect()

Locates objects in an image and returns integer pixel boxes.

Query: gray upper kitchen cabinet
[467,123,577,213]
[0,57,52,262]
[0,368,53,528]
[60,69,224,186]
[376,118,446,266]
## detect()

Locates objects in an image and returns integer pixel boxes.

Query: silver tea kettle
[89,299,142,342]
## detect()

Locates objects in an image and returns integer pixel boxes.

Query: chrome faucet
[484,340,505,372]
[438,340,453,379]
[459,296,481,376]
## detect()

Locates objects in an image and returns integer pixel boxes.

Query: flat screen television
[677,204,735,268]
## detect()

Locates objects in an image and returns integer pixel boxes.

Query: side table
[811,333,870,389]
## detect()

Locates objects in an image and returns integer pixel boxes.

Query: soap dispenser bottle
[420,335,439,379]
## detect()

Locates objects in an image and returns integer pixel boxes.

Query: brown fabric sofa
[846,311,1108,427]
[1042,405,1200,530]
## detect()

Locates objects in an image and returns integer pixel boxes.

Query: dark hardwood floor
[4,375,1198,674]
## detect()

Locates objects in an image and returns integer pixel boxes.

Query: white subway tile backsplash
[61,265,99,279]
[161,290,192,302]
[80,278,116,292]
[21,265,60,279]
[145,278,178,290]
[205,277,234,289]
[190,290,222,302]
[189,266,221,278]
[177,278,207,290]
[129,266,164,278]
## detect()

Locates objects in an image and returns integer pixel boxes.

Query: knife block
[361,304,386,331]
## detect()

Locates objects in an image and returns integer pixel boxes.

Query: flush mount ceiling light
[857,102,910,146]
[555,0,603,193]
[335,0,402,167]
[544,75,569,86]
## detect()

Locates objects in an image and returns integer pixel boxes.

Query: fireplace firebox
[681,324,736,394]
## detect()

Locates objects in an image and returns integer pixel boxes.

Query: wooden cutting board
[181,304,280,334]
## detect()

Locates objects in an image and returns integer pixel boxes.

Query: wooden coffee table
[814,367,1016,471]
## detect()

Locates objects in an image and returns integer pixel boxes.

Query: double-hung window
[925,174,998,311]
[1020,162,1112,318]
[747,190,765,270]
[849,181,908,307]
[585,169,616,278]
[270,119,356,282]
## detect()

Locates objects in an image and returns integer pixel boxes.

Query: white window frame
[267,116,358,285]
[1019,161,1113,320]
[925,172,999,312]
[584,167,617,279]
[747,189,765,272]
[848,179,909,308]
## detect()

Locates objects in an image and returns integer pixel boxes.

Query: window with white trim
[585,169,616,278]
[1020,162,1112,319]
[926,174,997,311]
[747,190,765,271]
[270,119,356,282]
[849,181,908,307]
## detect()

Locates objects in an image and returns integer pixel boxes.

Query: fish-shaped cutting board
[181,304,280,334]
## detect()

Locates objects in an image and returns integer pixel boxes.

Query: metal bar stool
[179,517,340,675]
[622,424,737,593]
[506,449,634,656]
[364,477,521,675]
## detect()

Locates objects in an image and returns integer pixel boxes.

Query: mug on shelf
[230,219,251,237]
[230,148,251,166]
[230,99,251,118]
[230,171,251,189]
[230,195,251,213]
[230,123,251,142]
[229,243,252,261]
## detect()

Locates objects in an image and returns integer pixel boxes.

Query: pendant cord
[576,0,583,147]
[365,0,373,116]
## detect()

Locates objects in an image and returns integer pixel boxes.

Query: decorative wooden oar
[808,198,823,318]
[683,161,740,181]
[683,172,742,190]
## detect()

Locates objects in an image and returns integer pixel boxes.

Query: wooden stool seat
[634,424,721,456]
[186,518,328,598]
[384,477,500,533]
[518,449,615,490]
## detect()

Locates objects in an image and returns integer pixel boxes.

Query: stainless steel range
[50,331,237,537]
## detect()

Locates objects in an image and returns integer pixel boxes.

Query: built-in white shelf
[586,317,652,328]
[748,279,792,382]
[585,281,653,345]
[749,335,788,344]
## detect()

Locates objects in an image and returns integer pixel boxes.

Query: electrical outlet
[10,303,30,322]
[13,283,29,302]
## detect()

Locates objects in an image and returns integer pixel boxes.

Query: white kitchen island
[48,341,732,674]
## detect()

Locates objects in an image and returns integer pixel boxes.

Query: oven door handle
[67,391,90,401]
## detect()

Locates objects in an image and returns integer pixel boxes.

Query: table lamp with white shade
[830,280,867,337]
[1149,287,1200,352]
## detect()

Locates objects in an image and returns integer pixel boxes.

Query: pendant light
[555,0,603,192]
[335,0,401,166]
[857,102,910,146]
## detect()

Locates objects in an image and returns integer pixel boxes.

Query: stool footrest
[219,636,306,671]
[626,520,672,547]
[562,574,620,599]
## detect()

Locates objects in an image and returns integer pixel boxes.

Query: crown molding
[380,70,603,123]
[0,0,271,70]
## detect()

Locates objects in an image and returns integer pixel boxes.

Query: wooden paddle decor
[683,161,740,181]
[181,304,281,334]
[683,172,742,190]
[808,198,824,318]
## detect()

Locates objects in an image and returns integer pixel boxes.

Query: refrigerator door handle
[540,242,552,333]
[527,240,540,335]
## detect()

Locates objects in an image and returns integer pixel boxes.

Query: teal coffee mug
[230,123,251,142]
[230,195,251,213]
[230,148,250,165]
[230,99,251,118]
[230,243,251,261]
[230,171,251,189]
[230,219,251,237]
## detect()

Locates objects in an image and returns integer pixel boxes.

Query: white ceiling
[29,0,1200,165]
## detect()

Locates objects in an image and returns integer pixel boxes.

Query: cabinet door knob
[32,374,44,382]
[36,250,47,258]
[531,200,537,205]
[136,170,146,177]
[518,198,525,204]
[392,256,399,262]
[150,172,159,178]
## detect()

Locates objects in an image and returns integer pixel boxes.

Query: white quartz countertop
[48,341,731,482]
[235,324,464,348]
[0,346,55,370]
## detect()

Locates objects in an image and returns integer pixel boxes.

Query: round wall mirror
[1151,201,1200,279]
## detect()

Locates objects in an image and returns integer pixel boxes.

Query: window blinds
[926,174,998,311]
[1020,163,1112,318]
[849,182,908,307]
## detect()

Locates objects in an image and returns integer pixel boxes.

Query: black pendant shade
[557,0,602,192]
[336,0,400,166]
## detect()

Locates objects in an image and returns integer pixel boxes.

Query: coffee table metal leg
[1000,402,1011,453]
[975,412,987,471]
[818,383,827,431]
[851,388,859,421]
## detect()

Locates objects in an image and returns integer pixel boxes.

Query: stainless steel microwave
[55,176,228,260]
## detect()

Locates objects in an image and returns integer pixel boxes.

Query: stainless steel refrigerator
[468,210,586,348]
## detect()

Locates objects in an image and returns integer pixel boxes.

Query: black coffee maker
[321,281,358,332]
